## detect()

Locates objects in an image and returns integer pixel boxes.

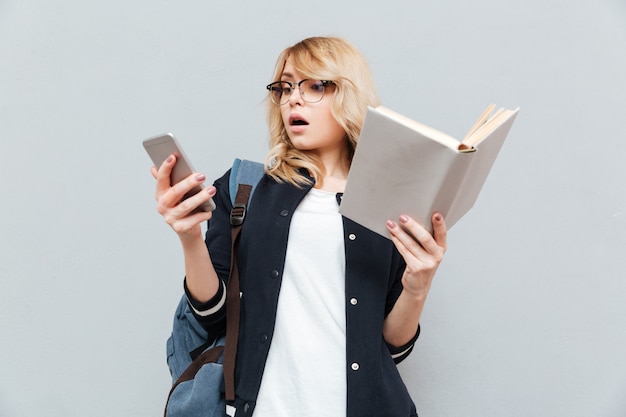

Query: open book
[339,104,519,237]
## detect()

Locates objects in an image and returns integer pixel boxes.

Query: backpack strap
[223,159,263,403]
[222,183,251,403]
[229,158,265,207]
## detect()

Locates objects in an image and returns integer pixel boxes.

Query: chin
[287,137,311,151]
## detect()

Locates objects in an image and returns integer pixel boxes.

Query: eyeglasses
[266,79,335,105]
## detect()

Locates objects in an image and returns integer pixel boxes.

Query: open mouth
[289,115,309,126]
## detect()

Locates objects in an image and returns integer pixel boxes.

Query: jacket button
[351,362,360,371]
[348,233,356,241]
[270,270,279,279]
[280,209,289,217]
[350,297,358,305]
[260,334,268,343]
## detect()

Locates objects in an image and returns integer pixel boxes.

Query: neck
[314,152,350,193]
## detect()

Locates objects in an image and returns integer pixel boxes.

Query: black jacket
[187,169,420,417]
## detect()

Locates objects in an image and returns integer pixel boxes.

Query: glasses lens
[267,80,331,104]
[268,82,290,105]
[301,80,325,103]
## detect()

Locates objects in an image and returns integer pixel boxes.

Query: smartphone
[143,133,216,212]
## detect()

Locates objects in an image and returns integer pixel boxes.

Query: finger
[173,185,216,217]
[168,208,214,235]
[157,172,209,214]
[168,173,208,205]
[155,154,176,195]
[431,213,448,252]
[386,224,413,261]
[389,215,442,258]
[386,218,426,257]
[387,216,445,275]
[398,215,434,250]
[150,165,158,179]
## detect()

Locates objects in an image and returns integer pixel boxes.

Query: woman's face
[279,61,347,159]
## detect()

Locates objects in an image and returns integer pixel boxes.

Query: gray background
[1,0,625,416]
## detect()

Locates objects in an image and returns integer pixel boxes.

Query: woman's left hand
[386,212,447,300]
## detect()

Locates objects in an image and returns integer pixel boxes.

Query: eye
[269,85,283,94]
[308,80,325,93]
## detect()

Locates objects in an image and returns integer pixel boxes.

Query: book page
[462,106,515,148]
[463,104,496,141]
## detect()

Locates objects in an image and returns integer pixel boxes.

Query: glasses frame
[266,79,335,105]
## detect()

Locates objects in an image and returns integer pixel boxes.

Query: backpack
[164,158,265,417]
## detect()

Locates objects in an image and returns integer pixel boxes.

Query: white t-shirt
[253,188,347,417]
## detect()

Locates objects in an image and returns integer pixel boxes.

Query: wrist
[401,278,431,303]
[401,285,430,304]
[179,231,206,249]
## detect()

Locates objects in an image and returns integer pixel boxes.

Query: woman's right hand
[151,154,216,241]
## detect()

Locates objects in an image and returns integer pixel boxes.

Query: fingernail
[195,173,206,182]
[386,220,397,229]
[166,155,174,163]
[435,214,442,222]
[399,215,409,224]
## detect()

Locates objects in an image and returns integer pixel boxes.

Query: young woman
[152,36,447,417]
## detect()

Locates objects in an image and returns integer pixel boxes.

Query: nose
[287,84,303,105]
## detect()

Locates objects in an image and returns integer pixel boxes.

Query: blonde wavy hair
[264,36,381,187]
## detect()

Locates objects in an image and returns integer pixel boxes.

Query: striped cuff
[387,323,420,364]
[183,278,227,318]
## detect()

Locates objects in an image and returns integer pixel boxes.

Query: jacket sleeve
[387,324,420,364]
[183,169,233,337]
[384,249,420,364]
